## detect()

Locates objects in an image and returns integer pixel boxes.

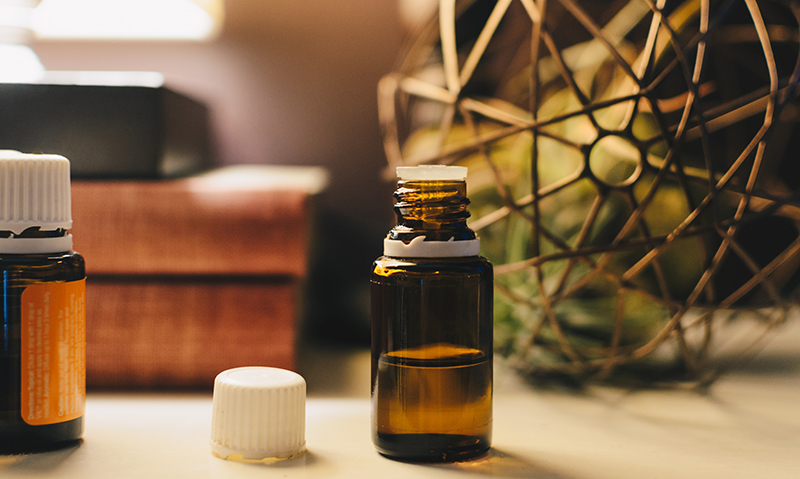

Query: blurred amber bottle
[0,152,86,453]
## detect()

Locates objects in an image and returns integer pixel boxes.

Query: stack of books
[71,166,327,388]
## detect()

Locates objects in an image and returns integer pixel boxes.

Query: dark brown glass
[0,251,86,454]
[371,177,492,462]
[371,256,493,461]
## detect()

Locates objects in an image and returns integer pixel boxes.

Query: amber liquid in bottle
[371,170,492,462]
[0,251,86,453]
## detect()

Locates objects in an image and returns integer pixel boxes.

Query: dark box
[0,74,213,178]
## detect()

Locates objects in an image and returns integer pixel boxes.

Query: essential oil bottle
[0,152,86,453]
[371,165,493,462]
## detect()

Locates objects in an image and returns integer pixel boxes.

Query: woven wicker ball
[379,0,800,386]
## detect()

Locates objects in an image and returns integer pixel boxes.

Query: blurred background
[25,0,416,345]
[0,0,445,388]
[2,0,799,397]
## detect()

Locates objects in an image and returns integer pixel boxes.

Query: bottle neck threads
[390,179,476,243]
[384,166,480,258]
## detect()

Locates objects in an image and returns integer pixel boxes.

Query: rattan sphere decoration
[379,0,800,386]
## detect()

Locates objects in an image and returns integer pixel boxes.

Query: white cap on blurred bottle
[0,150,73,254]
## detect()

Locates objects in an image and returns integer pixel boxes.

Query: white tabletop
[3,319,800,479]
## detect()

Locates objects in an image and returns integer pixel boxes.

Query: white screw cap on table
[210,367,307,461]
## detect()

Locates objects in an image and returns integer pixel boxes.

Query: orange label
[20,279,86,426]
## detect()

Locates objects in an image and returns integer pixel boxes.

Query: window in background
[32,0,224,41]
[0,0,224,81]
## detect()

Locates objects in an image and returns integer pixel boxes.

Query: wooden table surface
[2,317,799,478]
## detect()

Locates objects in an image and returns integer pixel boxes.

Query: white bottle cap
[0,150,73,254]
[396,165,467,181]
[210,367,307,462]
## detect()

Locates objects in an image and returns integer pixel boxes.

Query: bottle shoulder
[0,250,83,263]
[0,251,86,278]
[373,255,492,276]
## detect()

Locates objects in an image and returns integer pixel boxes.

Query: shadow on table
[423,448,569,478]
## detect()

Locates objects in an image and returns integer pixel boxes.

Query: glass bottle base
[0,418,83,455]
[374,433,490,462]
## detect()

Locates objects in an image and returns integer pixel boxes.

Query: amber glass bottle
[371,165,492,462]
[0,152,87,453]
